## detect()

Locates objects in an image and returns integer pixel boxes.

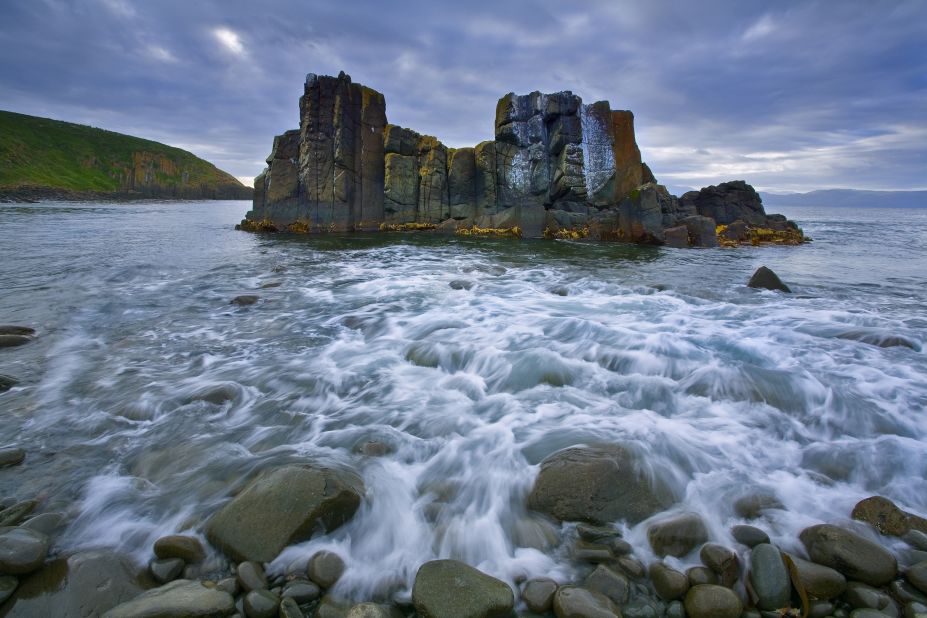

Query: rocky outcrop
[243,72,802,246]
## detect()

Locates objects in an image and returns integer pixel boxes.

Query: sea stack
[242,71,803,246]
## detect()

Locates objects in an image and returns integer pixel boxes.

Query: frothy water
[0,200,925,601]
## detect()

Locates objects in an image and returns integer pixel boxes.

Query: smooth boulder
[102,579,235,617]
[0,527,49,575]
[749,543,790,610]
[307,550,345,588]
[649,562,689,600]
[853,496,927,537]
[789,554,847,599]
[205,465,364,563]
[522,578,558,613]
[412,559,514,618]
[683,584,743,618]
[552,586,620,618]
[0,449,25,468]
[153,535,206,563]
[528,444,674,525]
[647,513,708,557]
[800,524,897,586]
[747,266,791,293]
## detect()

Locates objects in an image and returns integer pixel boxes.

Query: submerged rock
[0,448,25,468]
[153,535,206,563]
[799,524,897,586]
[0,375,17,392]
[230,295,259,306]
[205,465,364,563]
[647,513,708,557]
[0,327,35,337]
[522,577,558,613]
[747,266,791,293]
[527,444,674,525]
[307,550,345,589]
[149,558,184,584]
[0,335,32,348]
[102,579,235,617]
[244,588,280,618]
[412,559,514,618]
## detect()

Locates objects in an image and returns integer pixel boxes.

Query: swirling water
[0,200,925,600]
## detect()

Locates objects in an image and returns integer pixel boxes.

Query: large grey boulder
[679,180,768,226]
[528,444,674,525]
[102,579,235,617]
[799,524,897,586]
[205,465,364,563]
[412,559,514,618]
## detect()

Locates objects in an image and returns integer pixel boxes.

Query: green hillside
[0,110,252,200]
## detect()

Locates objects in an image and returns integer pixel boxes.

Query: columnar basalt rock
[243,71,802,246]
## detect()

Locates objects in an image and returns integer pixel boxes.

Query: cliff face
[245,72,800,246]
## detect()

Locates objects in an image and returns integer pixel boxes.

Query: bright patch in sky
[213,27,245,55]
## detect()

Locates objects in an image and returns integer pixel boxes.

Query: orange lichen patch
[236,218,278,233]
[455,225,522,238]
[379,222,438,232]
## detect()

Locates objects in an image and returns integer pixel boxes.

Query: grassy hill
[0,110,252,200]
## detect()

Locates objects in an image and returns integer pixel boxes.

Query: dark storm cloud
[1,0,924,192]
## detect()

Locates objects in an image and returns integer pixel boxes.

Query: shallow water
[0,200,925,600]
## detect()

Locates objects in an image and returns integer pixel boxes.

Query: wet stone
[244,589,279,618]
[747,266,791,293]
[154,534,206,563]
[734,492,784,519]
[684,584,743,618]
[800,524,898,587]
[750,543,790,611]
[846,581,897,614]
[905,532,927,552]
[908,561,927,595]
[412,559,514,618]
[893,580,927,605]
[0,375,17,393]
[307,550,345,589]
[552,586,620,618]
[522,577,558,613]
[0,327,35,337]
[20,512,64,536]
[621,600,660,618]
[237,561,268,592]
[905,601,927,618]
[0,335,32,348]
[449,280,474,290]
[576,523,620,543]
[216,576,239,596]
[686,566,718,586]
[649,562,689,601]
[648,513,708,557]
[0,527,49,575]
[346,602,402,618]
[808,600,836,618]
[231,295,260,306]
[0,449,25,468]
[315,594,352,618]
[353,440,394,457]
[732,525,770,548]
[850,610,895,618]
[617,556,646,579]
[0,501,38,527]
[789,554,846,599]
[149,557,184,584]
[0,575,18,604]
[584,564,629,605]
[572,540,613,563]
[102,579,236,617]
[279,596,304,618]
[282,578,320,603]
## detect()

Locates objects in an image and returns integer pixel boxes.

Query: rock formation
[242,72,802,246]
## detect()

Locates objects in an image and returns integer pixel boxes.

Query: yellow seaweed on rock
[236,218,279,233]
[544,227,589,240]
[378,222,438,232]
[455,225,522,238]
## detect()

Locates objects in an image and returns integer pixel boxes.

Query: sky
[1,0,924,195]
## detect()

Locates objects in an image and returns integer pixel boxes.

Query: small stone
[733,493,784,519]
[237,561,268,592]
[732,525,770,548]
[576,523,619,543]
[684,584,743,618]
[584,564,629,605]
[747,266,791,293]
[789,555,846,599]
[908,561,927,595]
[0,449,25,468]
[0,527,49,575]
[648,513,708,557]
[572,540,613,563]
[0,500,38,527]
[522,578,558,613]
[853,496,927,538]
[800,524,897,587]
[231,295,260,306]
[552,586,620,618]
[315,594,352,618]
[449,280,474,290]
[20,513,64,536]
[699,543,740,586]
[0,375,17,393]
[621,601,659,618]
[893,580,927,605]
[244,589,279,618]
[606,538,633,556]
[750,543,790,611]
[649,562,689,600]
[412,559,514,618]
[808,600,836,618]
[260,281,282,289]
[102,579,235,618]
[617,557,646,579]
[665,600,685,618]
[282,578,320,603]
[153,535,206,563]
[307,551,345,589]
[845,581,897,614]
[353,440,393,457]
[149,557,184,584]
[686,566,718,586]
[279,596,304,618]
[216,576,239,596]
[0,575,18,604]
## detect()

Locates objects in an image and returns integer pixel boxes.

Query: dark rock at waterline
[0,550,145,617]
[836,330,920,350]
[680,180,768,227]
[412,559,514,618]
[102,579,236,617]
[244,588,280,618]
[552,586,620,618]
[0,327,35,337]
[522,577,558,613]
[0,449,25,468]
[731,525,770,548]
[679,215,719,248]
[153,534,206,563]
[307,550,345,589]
[649,562,689,600]
[205,464,364,563]
[700,543,740,586]
[0,375,16,393]
[683,584,743,618]
[749,543,791,610]
[0,527,48,575]
[663,225,689,248]
[800,524,897,587]
[230,294,260,306]
[788,554,846,599]
[585,564,630,605]
[449,279,474,290]
[747,266,791,293]
[353,439,394,457]
[853,496,927,537]
[907,561,927,595]
[527,444,674,525]
[647,513,709,557]
[187,383,240,405]
[236,561,268,592]
[149,558,184,584]
[0,335,32,348]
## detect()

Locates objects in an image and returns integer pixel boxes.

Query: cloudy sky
[1,0,924,194]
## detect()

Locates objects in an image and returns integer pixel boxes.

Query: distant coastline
[761,189,927,209]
